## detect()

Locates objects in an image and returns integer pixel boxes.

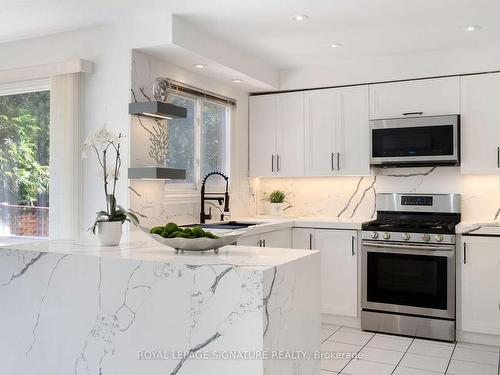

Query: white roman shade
[49,73,83,239]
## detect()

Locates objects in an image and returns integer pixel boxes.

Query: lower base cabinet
[461,236,500,335]
[237,228,292,248]
[293,228,358,317]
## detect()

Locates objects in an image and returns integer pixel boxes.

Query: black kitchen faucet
[200,171,230,224]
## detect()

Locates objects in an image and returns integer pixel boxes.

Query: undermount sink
[183,221,262,230]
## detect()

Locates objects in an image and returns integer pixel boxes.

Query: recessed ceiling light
[231,79,243,83]
[292,14,309,21]
[330,43,343,48]
[466,25,482,32]
[193,64,206,69]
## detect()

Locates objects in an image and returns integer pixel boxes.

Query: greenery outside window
[0,80,50,242]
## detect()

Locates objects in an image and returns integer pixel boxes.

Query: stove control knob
[435,234,444,242]
[382,232,391,240]
[371,232,379,239]
[422,234,431,242]
[402,233,411,241]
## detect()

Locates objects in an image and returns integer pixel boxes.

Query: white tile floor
[321,325,500,375]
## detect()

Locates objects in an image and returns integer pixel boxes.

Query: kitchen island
[0,231,320,375]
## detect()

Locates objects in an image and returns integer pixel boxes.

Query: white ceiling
[2,0,500,69]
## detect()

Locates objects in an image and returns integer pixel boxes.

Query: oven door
[362,241,455,319]
[370,115,459,166]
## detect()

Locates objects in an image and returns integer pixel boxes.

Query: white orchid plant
[82,125,139,234]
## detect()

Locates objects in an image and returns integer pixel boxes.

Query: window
[165,93,232,192]
[0,81,50,243]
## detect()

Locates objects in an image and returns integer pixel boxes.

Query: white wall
[279,43,500,90]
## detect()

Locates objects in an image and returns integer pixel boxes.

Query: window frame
[164,92,232,198]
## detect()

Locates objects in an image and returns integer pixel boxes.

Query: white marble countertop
[232,216,372,237]
[0,231,317,269]
[456,221,500,236]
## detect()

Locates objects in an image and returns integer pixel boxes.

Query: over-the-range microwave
[369,114,460,167]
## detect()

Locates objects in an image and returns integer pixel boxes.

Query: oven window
[372,125,454,158]
[367,252,448,310]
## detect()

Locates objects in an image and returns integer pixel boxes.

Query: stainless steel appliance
[370,115,460,167]
[361,193,461,341]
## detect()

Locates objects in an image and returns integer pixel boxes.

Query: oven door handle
[362,241,454,252]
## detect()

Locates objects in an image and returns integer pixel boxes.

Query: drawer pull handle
[463,242,467,264]
[402,111,423,116]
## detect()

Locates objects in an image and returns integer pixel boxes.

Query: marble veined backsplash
[255,166,500,222]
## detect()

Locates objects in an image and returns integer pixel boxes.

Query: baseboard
[322,313,361,328]
[457,330,500,346]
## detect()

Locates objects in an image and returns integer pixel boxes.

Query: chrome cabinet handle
[309,233,313,250]
[271,155,274,172]
[497,147,499,168]
[330,153,334,171]
[351,236,355,256]
[337,152,340,171]
[463,242,467,264]
[402,111,423,116]
[276,155,280,172]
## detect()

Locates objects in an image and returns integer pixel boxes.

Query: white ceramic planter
[98,221,123,246]
[270,203,284,216]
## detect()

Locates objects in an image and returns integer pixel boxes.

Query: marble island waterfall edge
[0,236,320,375]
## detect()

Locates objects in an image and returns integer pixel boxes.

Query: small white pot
[270,203,284,217]
[98,221,123,246]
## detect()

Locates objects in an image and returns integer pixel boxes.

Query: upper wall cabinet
[249,92,304,177]
[461,73,500,175]
[305,86,370,176]
[249,94,277,177]
[369,77,460,119]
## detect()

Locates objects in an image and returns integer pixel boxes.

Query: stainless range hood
[129,101,187,120]
[128,167,186,180]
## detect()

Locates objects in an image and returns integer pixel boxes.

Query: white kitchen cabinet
[237,229,292,248]
[461,236,500,336]
[304,86,370,176]
[461,73,500,175]
[249,92,304,177]
[249,95,277,177]
[292,228,315,250]
[292,228,358,317]
[276,92,305,176]
[261,228,292,248]
[237,233,261,247]
[369,77,460,119]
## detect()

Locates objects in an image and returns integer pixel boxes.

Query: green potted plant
[263,190,287,216]
[82,126,139,246]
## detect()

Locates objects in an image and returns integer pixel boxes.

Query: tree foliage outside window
[0,91,50,205]
[164,94,231,190]
[201,100,228,186]
[165,95,196,184]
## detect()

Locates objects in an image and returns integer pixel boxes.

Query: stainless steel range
[361,193,461,342]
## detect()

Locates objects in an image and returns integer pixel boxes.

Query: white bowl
[141,226,245,254]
